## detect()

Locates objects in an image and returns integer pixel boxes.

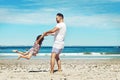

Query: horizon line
[0,45,119,47]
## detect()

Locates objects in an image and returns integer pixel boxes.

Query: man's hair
[57,13,64,19]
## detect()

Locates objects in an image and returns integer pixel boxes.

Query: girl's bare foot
[17,55,21,60]
[12,50,19,53]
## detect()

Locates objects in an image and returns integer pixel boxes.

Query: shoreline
[0,59,120,80]
[1,53,120,60]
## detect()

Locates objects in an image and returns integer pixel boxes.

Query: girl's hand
[43,32,48,36]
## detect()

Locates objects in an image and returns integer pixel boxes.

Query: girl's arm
[36,34,44,44]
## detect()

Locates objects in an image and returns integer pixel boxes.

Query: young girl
[12,35,44,60]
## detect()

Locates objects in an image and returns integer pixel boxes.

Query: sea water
[0,46,120,59]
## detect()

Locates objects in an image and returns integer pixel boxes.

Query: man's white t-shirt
[53,22,66,49]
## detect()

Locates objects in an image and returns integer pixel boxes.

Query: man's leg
[50,53,56,73]
[55,53,62,72]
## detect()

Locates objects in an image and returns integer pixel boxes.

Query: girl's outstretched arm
[36,34,44,44]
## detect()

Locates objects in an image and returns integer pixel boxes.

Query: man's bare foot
[58,69,62,72]
[50,70,54,74]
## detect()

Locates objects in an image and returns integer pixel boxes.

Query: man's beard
[56,20,60,23]
[56,20,59,23]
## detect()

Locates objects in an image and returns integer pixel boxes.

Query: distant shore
[0,59,120,80]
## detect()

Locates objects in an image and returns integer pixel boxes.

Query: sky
[0,0,120,46]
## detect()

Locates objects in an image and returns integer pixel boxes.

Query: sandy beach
[0,59,120,80]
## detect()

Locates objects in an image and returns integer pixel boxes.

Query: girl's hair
[36,35,44,45]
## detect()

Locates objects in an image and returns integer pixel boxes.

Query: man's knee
[55,54,60,60]
[51,53,56,58]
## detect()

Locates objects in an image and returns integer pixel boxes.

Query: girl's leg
[19,53,32,60]
[13,50,29,55]
[12,50,26,60]
[12,50,32,60]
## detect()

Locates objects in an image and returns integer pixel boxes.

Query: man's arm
[45,33,55,36]
[44,27,59,36]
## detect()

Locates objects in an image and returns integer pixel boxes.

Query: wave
[0,52,120,56]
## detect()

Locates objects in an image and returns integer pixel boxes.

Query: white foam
[0,53,18,56]
[91,52,101,55]
[0,53,120,57]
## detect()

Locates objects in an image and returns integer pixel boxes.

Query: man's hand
[43,32,48,36]
[43,27,59,37]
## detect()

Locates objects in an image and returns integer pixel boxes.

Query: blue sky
[0,0,120,46]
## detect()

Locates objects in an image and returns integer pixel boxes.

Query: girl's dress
[28,43,40,56]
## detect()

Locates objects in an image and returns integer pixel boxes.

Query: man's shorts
[52,47,63,54]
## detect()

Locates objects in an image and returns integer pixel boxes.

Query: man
[43,13,66,74]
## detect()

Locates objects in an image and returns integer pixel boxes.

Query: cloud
[66,14,120,28]
[0,7,120,30]
[0,7,69,24]
[0,0,120,29]
[0,7,56,24]
[109,0,120,2]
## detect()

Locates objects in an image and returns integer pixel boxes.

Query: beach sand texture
[0,59,120,80]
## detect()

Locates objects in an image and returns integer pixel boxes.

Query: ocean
[0,46,120,59]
